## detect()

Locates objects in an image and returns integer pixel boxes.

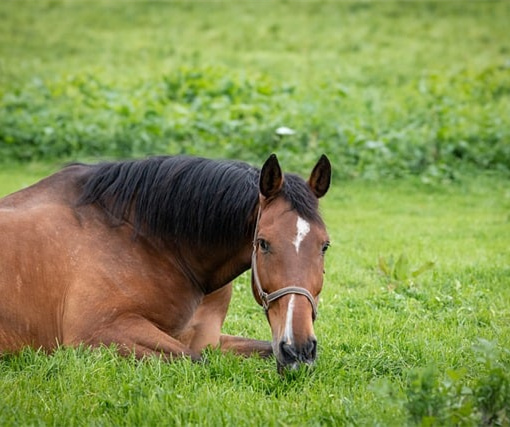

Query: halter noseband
[251,208,318,320]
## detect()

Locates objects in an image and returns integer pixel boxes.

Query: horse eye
[321,242,330,255]
[258,239,270,253]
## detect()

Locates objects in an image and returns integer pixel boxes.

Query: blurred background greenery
[1,0,509,179]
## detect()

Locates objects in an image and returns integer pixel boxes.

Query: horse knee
[180,284,232,352]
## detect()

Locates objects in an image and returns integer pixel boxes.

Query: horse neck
[165,237,253,295]
[160,204,259,295]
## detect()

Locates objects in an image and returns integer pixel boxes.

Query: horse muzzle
[275,336,317,372]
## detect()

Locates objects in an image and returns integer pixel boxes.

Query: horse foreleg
[80,313,202,361]
[177,284,232,353]
[219,334,273,358]
[177,284,273,358]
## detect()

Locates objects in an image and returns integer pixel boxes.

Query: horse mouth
[274,339,318,374]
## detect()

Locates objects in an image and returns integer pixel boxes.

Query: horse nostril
[306,337,317,361]
[279,341,298,362]
[279,338,317,364]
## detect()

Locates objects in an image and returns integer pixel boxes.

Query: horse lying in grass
[0,154,331,372]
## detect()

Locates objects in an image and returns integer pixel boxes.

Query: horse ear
[308,154,331,199]
[259,154,284,200]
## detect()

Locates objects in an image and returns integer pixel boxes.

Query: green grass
[1,169,509,426]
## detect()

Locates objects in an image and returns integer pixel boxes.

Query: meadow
[1,0,509,425]
[1,172,509,426]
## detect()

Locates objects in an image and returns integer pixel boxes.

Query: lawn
[1,168,509,426]
[1,0,509,425]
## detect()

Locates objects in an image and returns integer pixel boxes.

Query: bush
[1,65,509,178]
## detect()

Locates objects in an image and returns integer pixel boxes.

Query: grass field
[1,0,510,425]
[1,169,509,426]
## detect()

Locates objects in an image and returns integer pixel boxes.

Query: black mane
[76,156,320,247]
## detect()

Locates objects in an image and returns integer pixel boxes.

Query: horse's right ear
[259,154,284,200]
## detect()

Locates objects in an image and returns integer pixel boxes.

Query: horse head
[252,154,331,372]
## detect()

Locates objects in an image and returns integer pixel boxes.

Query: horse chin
[277,361,299,374]
[277,360,315,375]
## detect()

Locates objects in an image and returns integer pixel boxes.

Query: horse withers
[0,154,331,372]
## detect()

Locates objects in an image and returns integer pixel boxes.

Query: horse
[0,154,331,371]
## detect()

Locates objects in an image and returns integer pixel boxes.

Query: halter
[251,207,318,320]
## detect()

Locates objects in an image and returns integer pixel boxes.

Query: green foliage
[472,339,510,426]
[0,69,293,163]
[379,253,435,285]
[1,1,509,178]
[403,340,510,426]
[1,64,509,178]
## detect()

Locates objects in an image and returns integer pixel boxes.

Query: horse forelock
[280,174,322,225]
[75,156,322,248]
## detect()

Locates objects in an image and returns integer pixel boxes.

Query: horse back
[0,164,89,210]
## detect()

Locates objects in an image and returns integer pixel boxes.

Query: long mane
[76,156,320,247]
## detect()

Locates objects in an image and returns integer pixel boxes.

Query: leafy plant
[403,340,510,426]
[472,339,510,426]
[378,253,435,286]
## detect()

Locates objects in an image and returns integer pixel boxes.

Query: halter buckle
[259,290,270,311]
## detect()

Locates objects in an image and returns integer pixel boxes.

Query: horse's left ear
[308,154,331,199]
[259,154,284,200]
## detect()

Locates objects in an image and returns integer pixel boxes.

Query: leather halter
[251,207,318,320]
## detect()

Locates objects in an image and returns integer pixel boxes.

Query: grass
[1,169,509,426]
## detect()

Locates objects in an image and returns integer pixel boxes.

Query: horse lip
[277,361,298,374]
[273,337,317,372]
[277,359,315,375]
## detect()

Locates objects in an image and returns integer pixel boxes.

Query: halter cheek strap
[251,208,318,320]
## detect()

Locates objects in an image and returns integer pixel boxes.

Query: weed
[378,253,435,290]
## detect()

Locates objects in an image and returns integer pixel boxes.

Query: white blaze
[293,216,310,254]
[283,295,295,345]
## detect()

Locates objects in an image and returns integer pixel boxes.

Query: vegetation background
[0,0,509,425]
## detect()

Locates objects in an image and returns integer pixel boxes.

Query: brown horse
[0,154,330,371]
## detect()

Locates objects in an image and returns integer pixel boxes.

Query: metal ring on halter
[251,208,318,320]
